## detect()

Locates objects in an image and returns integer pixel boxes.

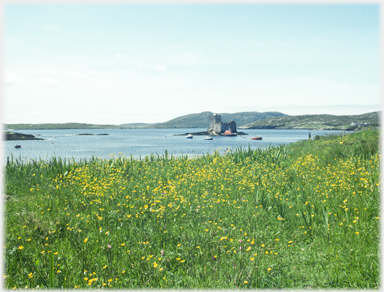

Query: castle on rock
[207,114,237,135]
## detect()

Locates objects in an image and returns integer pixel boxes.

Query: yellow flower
[355,232,359,235]
[108,279,112,282]
[244,281,248,284]
[84,238,88,243]
[267,268,272,271]
[18,246,24,250]
[250,258,254,261]
[120,243,125,246]
[153,262,158,268]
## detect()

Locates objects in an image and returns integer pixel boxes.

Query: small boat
[251,136,262,140]
[222,130,236,136]
[15,145,21,148]
[186,134,193,139]
[204,136,213,140]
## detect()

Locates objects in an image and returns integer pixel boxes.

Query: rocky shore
[4,132,44,141]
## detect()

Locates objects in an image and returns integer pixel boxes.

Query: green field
[4,128,380,289]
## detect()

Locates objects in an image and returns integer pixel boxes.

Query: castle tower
[208,114,221,131]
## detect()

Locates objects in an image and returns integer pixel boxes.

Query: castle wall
[220,121,236,132]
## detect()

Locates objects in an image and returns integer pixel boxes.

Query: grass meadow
[4,128,380,289]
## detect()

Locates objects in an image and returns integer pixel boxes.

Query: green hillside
[135,111,287,129]
[240,111,380,130]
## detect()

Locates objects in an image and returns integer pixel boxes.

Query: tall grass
[4,128,380,289]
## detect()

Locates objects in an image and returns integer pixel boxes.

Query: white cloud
[116,53,125,60]
[154,64,167,72]
[5,71,23,86]
[171,51,202,66]
[65,70,84,78]
[37,77,59,86]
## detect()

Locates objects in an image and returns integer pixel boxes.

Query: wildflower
[107,245,111,249]
[18,246,24,250]
[84,238,88,243]
[244,281,248,284]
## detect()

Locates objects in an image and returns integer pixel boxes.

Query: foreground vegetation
[4,128,380,289]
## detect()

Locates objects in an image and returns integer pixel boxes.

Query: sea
[3,128,347,164]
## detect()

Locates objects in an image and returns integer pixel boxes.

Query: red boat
[222,130,236,136]
[251,136,262,140]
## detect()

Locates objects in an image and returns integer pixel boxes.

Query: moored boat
[15,145,21,148]
[222,130,236,136]
[204,136,213,140]
[186,134,193,139]
[251,136,262,140]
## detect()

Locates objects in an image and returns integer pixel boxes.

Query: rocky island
[4,132,44,141]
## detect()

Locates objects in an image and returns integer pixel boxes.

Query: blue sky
[4,3,381,124]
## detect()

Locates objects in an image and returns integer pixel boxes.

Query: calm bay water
[4,128,345,163]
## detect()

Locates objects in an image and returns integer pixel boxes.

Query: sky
[3,3,381,125]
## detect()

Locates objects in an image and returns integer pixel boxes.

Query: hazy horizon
[3,104,381,126]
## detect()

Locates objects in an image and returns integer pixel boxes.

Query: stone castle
[207,114,237,135]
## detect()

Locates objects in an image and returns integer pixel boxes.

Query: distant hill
[136,111,287,129]
[5,111,287,130]
[4,123,120,130]
[240,111,380,130]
